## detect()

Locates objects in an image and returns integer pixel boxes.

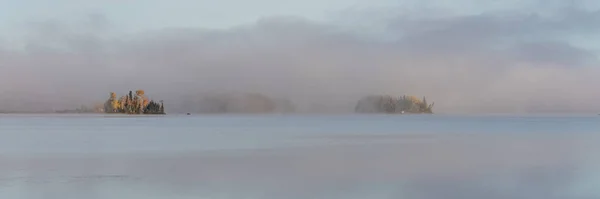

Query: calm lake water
[1,114,600,199]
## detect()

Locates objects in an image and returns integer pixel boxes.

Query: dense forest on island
[104,90,165,114]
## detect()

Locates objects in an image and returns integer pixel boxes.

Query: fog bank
[1,1,600,113]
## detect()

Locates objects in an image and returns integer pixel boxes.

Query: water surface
[0,114,599,198]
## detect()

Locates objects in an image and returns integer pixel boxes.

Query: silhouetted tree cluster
[144,100,165,114]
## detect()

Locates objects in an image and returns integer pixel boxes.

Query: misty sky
[0,0,395,32]
[1,0,600,113]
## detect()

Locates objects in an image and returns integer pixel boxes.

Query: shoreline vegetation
[0,93,435,115]
[104,90,165,114]
[355,95,434,114]
[0,90,166,115]
[189,92,295,114]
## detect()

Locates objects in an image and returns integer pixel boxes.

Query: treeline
[355,95,434,114]
[38,92,435,115]
[104,90,165,114]
[188,92,295,114]
[54,105,97,113]
[187,93,432,114]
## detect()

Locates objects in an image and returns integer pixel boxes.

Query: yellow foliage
[142,96,149,107]
[136,90,149,107]
[104,90,164,114]
[107,92,120,109]
[111,99,120,109]
[407,96,422,104]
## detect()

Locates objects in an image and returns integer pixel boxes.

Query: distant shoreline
[0,112,597,117]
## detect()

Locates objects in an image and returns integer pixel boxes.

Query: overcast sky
[1,0,600,113]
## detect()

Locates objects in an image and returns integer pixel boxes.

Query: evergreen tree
[160,100,165,114]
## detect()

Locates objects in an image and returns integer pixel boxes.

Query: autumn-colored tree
[104,90,165,114]
[104,92,122,113]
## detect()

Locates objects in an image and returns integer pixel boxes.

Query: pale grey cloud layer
[1,0,600,113]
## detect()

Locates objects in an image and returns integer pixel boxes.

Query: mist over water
[2,0,600,198]
[1,114,600,198]
[2,0,600,113]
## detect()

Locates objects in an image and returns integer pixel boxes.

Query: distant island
[1,93,435,115]
[186,92,295,114]
[103,90,165,114]
[355,95,434,114]
[54,105,98,114]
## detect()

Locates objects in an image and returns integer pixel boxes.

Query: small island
[355,95,434,114]
[189,92,295,114]
[103,90,165,114]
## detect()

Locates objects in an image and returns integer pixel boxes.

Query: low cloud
[1,3,600,113]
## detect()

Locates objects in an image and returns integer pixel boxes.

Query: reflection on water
[0,114,600,198]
